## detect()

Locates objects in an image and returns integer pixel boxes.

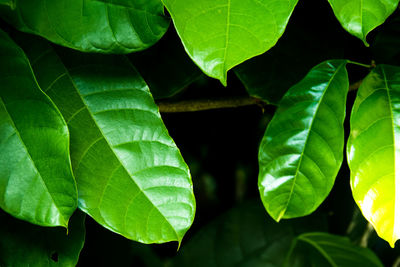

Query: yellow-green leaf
[162,0,298,85]
[347,64,400,247]
[327,0,400,46]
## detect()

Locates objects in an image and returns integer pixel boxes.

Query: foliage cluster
[1,0,400,266]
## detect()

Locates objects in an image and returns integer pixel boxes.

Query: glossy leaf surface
[327,0,399,46]
[258,60,349,221]
[163,0,298,85]
[22,38,196,244]
[347,65,400,247]
[0,29,77,227]
[285,233,383,267]
[0,0,169,53]
[0,210,85,267]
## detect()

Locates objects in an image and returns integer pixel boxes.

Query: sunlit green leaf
[285,233,383,267]
[327,0,399,46]
[0,29,77,227]
[162,0,298,85]
[347,64,400,247]
[0,0,169,53]
[20,37,196,244]
[258,60,348,221]
[0,210,85,267]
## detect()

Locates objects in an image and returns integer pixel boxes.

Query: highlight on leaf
[258,60,349,221]
[347,64,400,248]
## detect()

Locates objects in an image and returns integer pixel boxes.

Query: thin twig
[157,80,364,113]
[157,96,268,113]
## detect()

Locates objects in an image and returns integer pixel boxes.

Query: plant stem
[157,80,364,113]
[348,60,375,69]
[157,96,269,113]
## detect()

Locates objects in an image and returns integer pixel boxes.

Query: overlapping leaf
[347,65,400,247]
[21,37,196,244]
[0,0,169,53]
[0,29,77,227]
[284,233,383,266]
[258,60,349,221]
[174,201,382,267]
[327,0,400,46]
[162,0,298,85]
[0,210,85,267]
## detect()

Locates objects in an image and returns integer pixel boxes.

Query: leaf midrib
[297,235,338,267]
[381,67,398,244]
[0,97,67,225]
[278,62,345,220]
[54,54,181,241]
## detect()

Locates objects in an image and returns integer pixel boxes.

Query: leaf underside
[163,0,298,85]
[0,0,169,53]
[258,60,349,221]
[347,64,400,247]
[327,0,400,46]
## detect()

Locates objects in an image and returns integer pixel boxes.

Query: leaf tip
[362,38,370,47]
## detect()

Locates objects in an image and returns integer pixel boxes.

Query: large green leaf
[0,210,85,267]
[0,29,77,227]
[327,0,399,46]
[20,37,196,244]
[162,0,298,85]
[285,233,383,266]
[0,0,169,53]
[258,60,349,221]
[347,65,400,247]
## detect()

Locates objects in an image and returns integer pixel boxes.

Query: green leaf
[173,200,327,267]
[162,0,298,85]
[285,232,384,267]
[327,0,400,46]
[175,201,381,266]
[0,29,77,227]
[347,64,400,247]
[0,210,85,267]
[258,60,349,221]
[128,28,202,99]
[0,0,169,53]
[21,38,196,244]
